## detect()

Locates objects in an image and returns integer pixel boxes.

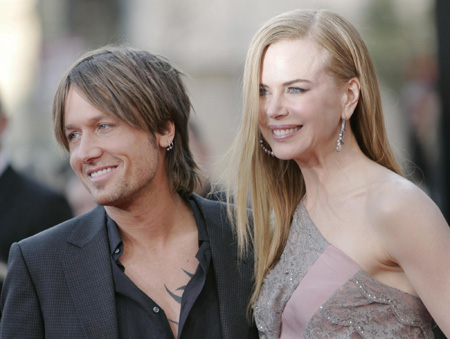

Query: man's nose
[75,133,102,163]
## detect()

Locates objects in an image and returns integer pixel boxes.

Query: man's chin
[92,194,117,207]
[95,196,133,210]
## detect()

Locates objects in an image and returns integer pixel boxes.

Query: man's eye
[67,132,79,141]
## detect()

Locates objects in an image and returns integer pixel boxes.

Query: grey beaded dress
[254,202,434,338]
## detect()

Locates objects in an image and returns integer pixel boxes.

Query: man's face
[64,88,165,209]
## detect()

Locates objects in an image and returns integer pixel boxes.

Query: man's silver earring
[166,141,173,152]
[260,137,274,157]
[336,119,346,152]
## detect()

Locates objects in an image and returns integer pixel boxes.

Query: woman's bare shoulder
[367,168,446,237]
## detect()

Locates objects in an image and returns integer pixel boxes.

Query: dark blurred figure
[401,53,442,201]
[0,97,73,283]
[401,50,447,339]
[402,54,447,339]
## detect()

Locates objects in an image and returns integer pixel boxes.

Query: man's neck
[105,191,194,249]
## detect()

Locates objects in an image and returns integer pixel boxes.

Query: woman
[223,9,450,338]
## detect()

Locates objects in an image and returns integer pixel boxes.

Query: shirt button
[114,248,120,254]
[153,306,160,314]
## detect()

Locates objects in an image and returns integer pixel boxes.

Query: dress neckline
[296,201,422,301]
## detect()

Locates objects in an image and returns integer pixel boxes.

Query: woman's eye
[287,87,305,94]
[99,124,109,129]
[259,87,268,96]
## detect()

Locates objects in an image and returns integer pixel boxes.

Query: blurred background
[0,0,449,220]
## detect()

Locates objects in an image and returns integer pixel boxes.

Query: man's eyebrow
[64,115,105,131]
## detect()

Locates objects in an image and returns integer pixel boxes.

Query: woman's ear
[342,77,360,120]
[157,121,176,149]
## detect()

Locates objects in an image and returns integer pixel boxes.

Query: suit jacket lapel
[62,206,119,339]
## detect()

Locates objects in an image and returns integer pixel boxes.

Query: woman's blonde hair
[221,9,403,306]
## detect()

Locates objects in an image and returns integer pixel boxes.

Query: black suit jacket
[0,165,73,262]
[0,194,257,339]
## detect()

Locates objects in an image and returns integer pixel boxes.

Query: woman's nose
[266,94,288,119]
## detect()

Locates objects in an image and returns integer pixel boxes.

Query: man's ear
[342,77,360,120]
[157,121,176,149]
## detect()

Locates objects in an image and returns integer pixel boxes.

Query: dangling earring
[336,119,346,152]
[166,141,173,152]
[260,137,274,157]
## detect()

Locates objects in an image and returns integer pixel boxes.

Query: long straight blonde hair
[220,9,403,306]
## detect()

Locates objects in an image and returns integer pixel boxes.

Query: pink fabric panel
[280,245,360,339]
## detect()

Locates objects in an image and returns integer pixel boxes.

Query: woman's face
[258,38,347,164]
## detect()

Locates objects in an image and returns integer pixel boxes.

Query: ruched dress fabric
[254,202,434,339]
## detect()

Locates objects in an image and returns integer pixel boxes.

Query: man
[0,46,257,338]
[0,97,73,283]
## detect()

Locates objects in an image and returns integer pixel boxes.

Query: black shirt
[106,198,223,339]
